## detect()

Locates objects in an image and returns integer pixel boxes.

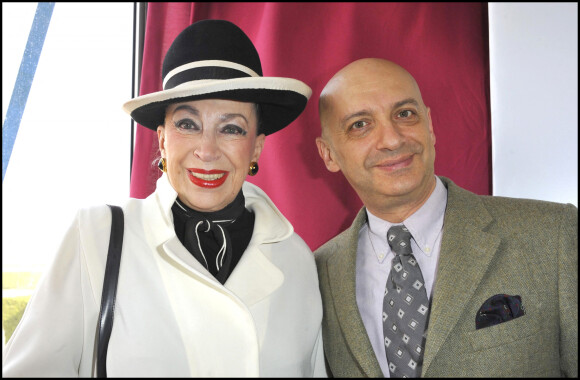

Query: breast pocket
[466,313,541,352]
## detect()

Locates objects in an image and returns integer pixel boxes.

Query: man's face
[316,59,437,217]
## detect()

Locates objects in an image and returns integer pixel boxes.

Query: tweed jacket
[315,176,577,377]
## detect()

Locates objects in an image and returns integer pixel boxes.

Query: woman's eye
[174,119,198,130]
[222,124,247,136]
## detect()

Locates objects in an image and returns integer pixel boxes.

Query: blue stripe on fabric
[2,2,55,182]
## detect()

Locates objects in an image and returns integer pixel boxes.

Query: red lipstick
[187,169,229,188]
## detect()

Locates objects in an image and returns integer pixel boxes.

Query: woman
[2,20,326,377]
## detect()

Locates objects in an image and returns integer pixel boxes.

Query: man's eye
[222,124,247,136]
[398,110,414,118]
[351,120,368,129]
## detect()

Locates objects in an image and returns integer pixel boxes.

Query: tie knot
[197,219,212,233]
[387,224,413,256]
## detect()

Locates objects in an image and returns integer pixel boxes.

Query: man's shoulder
[314,207,367,263]
[480,194,577,229]
[314,228,350,262]
[441,176,577,225]
[479,193,576,210]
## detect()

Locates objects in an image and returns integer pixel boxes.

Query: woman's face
[158,99,265,212]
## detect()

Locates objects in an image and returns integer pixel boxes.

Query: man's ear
[426,107,436,146]
[315,136,341,173]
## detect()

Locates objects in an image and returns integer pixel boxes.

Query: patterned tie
[382,225,429,378]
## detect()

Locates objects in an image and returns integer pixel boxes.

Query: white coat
[3,175,327,377]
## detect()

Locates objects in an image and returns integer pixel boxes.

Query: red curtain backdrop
[130,2,491,251]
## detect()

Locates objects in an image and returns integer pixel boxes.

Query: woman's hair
[254,103,263,135]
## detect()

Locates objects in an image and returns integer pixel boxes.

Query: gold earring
[248,161,259,176]
[158,157,167,173]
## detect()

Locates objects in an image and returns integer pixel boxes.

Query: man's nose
[376,119,404,151]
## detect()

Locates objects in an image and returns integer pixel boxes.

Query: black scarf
[171,191,254,284]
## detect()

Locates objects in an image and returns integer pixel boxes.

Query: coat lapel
[422,177,501,374]
[326,208,384,377]
[160,235,283,307]
[224,181,291,306]
[224,243,284,306]
[147,177,287,308]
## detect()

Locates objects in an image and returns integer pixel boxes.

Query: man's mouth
[376,155,414,172]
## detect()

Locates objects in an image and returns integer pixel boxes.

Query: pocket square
[475,294,525,330]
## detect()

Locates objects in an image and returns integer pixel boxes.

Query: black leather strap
[97,205,124,378]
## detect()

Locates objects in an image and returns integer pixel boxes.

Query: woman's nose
[194,132,221,161]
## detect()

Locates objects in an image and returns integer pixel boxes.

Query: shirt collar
[366,176,447,257]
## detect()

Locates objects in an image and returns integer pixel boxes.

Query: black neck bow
[172,191,246,284]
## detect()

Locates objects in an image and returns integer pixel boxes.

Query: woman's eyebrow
[220,113,249,124]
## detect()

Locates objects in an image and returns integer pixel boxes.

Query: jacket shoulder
[314,207,367,264]
[441,175,577,224]
[314,230,348,264]
[475,193,578,231]
[479,193,577,214]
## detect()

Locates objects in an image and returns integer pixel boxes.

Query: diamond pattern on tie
[383,225,429,378]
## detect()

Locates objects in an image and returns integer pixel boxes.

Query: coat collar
[421,177,500,375]
[145,174,288,307]
[223,181,290,305]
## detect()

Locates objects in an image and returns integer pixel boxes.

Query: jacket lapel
[326,208,384,377]
[224,243,284,306]
[224,181,290,306]
[422,177,500,374]
[147,177,287,307]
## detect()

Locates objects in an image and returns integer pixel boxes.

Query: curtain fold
[130,2,491,251]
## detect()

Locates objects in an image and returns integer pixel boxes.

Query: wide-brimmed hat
[123,19,312,135]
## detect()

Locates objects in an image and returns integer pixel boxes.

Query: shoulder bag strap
[97,204,124,378]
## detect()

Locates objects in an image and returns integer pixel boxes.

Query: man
[314,58,577,377]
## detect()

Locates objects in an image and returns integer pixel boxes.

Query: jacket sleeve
[2,209,102,377]
[558,203,578,377]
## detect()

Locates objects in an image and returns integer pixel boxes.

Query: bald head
[319,58,425,137]
[314,57,436,221]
